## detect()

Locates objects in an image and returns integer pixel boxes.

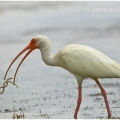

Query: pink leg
[94,78,111,118]
[74,86,82,119]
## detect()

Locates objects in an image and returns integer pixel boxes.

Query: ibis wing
[59,45,120,78]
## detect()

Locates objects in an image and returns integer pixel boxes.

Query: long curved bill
[4,39,38,84]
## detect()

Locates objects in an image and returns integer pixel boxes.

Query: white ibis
[4,35,120,119]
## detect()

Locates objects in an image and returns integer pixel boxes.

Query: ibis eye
[31,39,36,44]
[32,40,35,44]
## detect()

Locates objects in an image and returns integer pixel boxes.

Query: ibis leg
[74,86,82,119]
[94,79,111,118]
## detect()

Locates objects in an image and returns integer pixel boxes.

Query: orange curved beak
[4,39,38,84]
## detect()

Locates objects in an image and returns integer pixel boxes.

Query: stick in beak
[4,38,38,84]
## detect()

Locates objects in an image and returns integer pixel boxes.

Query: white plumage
[4,35,120,119]
[58,44,120,79]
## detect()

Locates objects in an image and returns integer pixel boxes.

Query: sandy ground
[0,1,120,119]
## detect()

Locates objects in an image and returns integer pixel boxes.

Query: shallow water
[0,1,120,119]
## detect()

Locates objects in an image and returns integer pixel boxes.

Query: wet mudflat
[0,1,120,119]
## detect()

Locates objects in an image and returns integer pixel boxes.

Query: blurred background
[0,1,120,119]
[0,1,120,58]
[0,2,120,42]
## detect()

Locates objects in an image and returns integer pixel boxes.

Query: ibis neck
[40,46,57,66]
